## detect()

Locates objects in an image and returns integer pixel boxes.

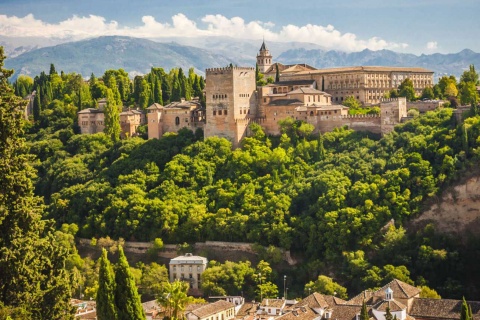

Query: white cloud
[426,41,438,50]
[0,13,408,52]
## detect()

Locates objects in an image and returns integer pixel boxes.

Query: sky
[0,0,478,54]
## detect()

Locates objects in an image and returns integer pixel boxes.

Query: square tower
[204,67,257,148]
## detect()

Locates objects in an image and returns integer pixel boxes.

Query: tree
[398,78,416,101]
[114,246,145,320]
[418,286,441,299]
[384,306,393,320]
[420,87,435,100]
[0,46,75,319]
[343,95,361,109]
[275,63,280,82]
[460,297,472,320]
[158,280,190,319]
[304,275,348,299]
[104,88,121,142]
[445,82,458,98]
[360,300,369,320]
[97,249,117,320]
[33,90,41,121]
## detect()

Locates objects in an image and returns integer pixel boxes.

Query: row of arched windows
[213,94,227,99]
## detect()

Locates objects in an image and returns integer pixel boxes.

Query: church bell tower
[256,40,272,73]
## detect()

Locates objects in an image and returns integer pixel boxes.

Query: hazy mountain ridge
[4,36,236,79]
[4,35,480,81]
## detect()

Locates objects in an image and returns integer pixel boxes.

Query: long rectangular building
[280,66,434,105]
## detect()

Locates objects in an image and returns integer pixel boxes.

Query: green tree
[33,90,41,121]
[304,275,348,299]
[418,286,441,299]
[114,246,145,320]
[420,87,435,100]
[158,280,190,320]
[398,78,416,101]
[97,249,117,320]
[0,46,75,319]
[104,88,121,142]
[360,300,369,320]
[343,95,361,109]
[385,306,393,320]
[275,63,280,82]
[460,297,471,320]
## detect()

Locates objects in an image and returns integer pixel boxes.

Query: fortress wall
[317,114,381,133]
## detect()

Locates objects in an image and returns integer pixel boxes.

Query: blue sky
[0,0,478,54]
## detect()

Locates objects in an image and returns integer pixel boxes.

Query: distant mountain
[4,35,480,81]
[4,36,237,79]
[276,48,480,80]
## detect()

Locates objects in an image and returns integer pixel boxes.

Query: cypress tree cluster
[97,247,145,320]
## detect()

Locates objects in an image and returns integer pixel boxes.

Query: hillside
[4,36,236,79]
[412,172,480,236]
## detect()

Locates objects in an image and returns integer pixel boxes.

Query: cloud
[0,13,408,52]
[426,41,438,50]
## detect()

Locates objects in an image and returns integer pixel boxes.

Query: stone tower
[380,97,407,135]
[256,40,272,73]
[204,67,257,148]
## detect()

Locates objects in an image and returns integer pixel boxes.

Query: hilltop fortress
[145,41,433,147]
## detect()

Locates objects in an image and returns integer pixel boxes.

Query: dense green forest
[7,52,480,306]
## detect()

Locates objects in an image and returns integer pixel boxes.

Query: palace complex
[78,41,436,148]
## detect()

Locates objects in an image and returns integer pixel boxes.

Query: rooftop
[189,300,235,318]
[170,253,208,265]
[290,66,433,76]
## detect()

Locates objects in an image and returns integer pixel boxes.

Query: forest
[3,46,480,317]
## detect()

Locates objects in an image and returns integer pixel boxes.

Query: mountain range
[4,35,480,81]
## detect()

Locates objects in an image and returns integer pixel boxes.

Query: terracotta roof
[323,295,347,306]
[235,302,258,317]
[77,108,103,114]
[328,304,363,320]
[264,63,316,74]
[268,99,303,106]
[373,299,406,312]
[189,300,235,319]
[260,298,285,308]
[297,292,329,309]
[164,100,202,109]
[288,87,327,95]
[276,306,317,320]
[346,290,374,306]
[146,103,163,110]
[373,279,420,300]
[410,298,480,319]
[271,80,316,86]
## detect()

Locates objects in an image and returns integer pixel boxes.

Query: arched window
[310,111,314,116]
[175,117,180,125]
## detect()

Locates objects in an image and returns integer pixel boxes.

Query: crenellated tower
[204,67,257,148]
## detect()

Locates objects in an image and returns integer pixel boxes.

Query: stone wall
[317,114,382,134]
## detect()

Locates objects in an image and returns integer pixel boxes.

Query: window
[173,266,176,271]
[175,117,180,125]
[197,266,201,272]
[189,266,192,272]
[213,110,216,116]
[181,266,184,271]
[224,110,227,115]
[219,110,222,115]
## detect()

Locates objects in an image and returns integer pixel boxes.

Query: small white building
[169,253,208,289]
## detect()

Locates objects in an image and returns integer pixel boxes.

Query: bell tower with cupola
[256,40,273,73]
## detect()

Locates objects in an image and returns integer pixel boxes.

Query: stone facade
[78,108,105,134]
[147,98,205,139]
[120,108,146,138]
[169,253,208,290]
[407,100,445,113]
[204,67,257,148]
[256,41,272,73]
[280,66,434,105]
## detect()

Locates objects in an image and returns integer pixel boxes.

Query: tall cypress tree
[33,90,41,121]
[360,300,369,320]
[114,246,145,320]
[460,297,471,320]
[104,88,121,143]
[0,46,75,319]
[97,249,117,320]
[275,63,280,82]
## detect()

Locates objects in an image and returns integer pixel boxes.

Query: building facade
[147,98,205,140]
[280,66,434,105]
[169,253,208,290]
[77,108,105,134]
[120,108,146,138]
[204,67,257,148]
